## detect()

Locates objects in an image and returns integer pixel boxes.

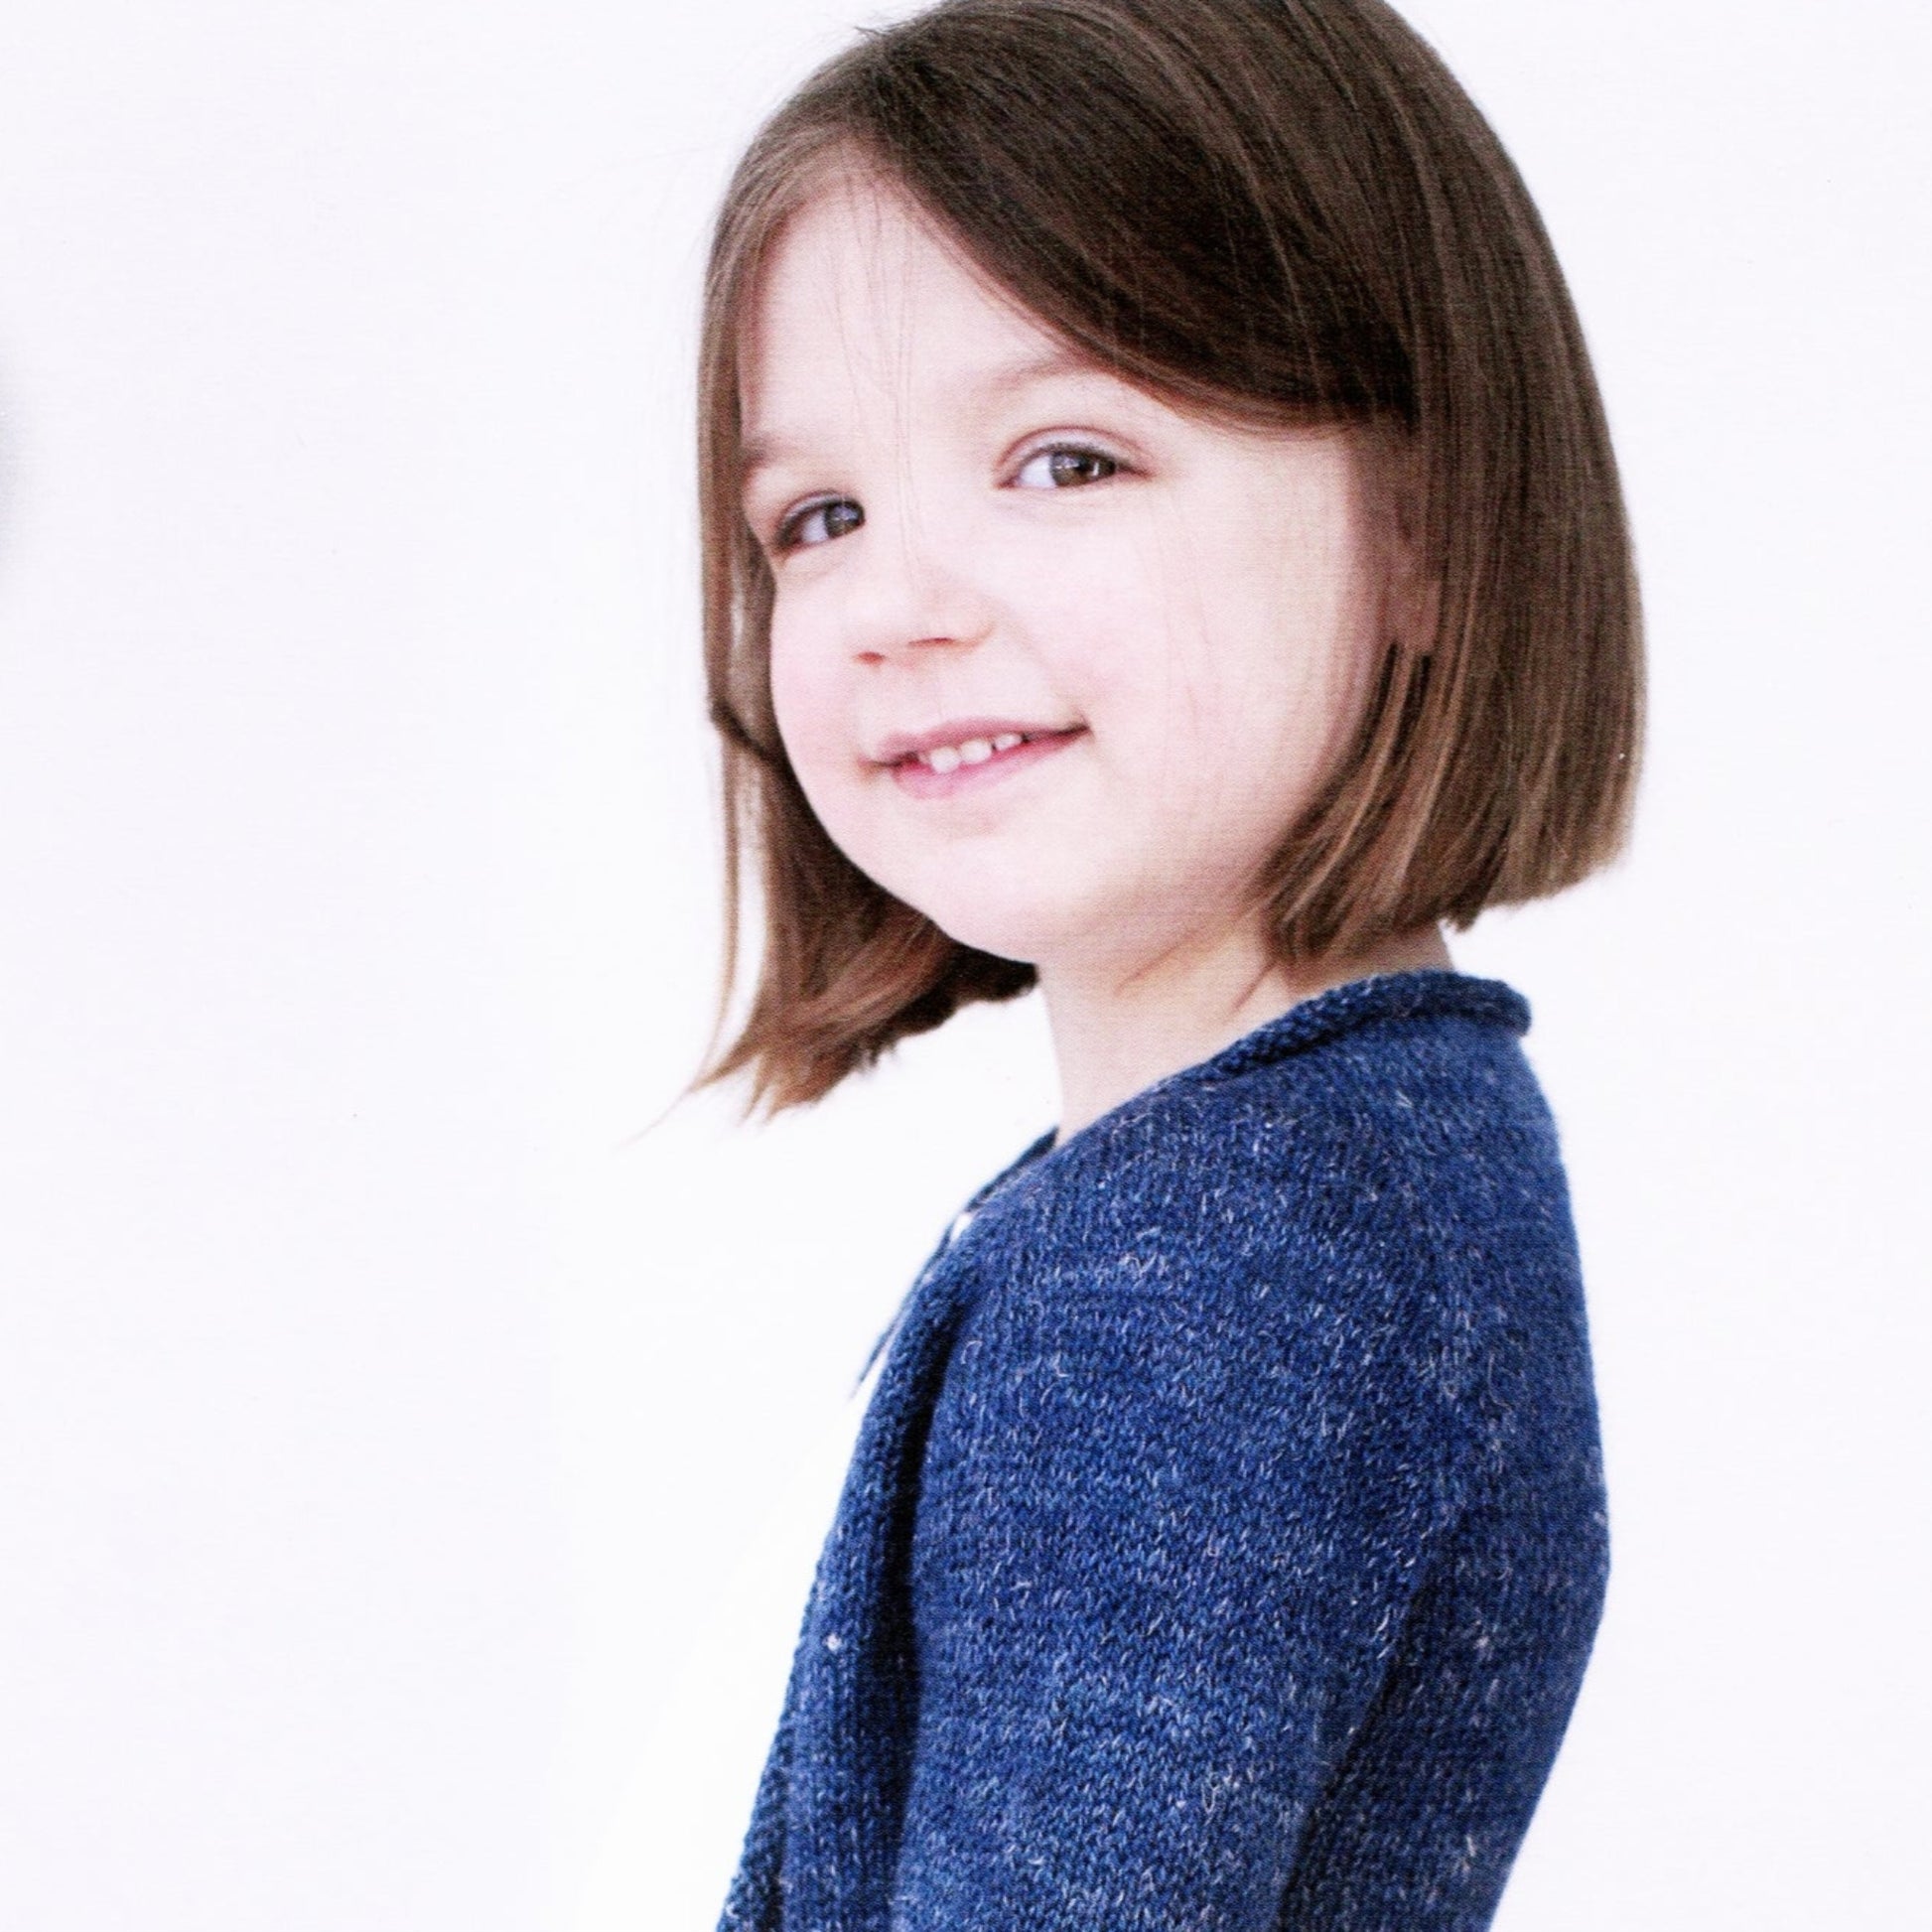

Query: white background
[0,1,1926,1927]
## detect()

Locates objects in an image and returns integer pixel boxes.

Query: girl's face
[741,170,1405,982]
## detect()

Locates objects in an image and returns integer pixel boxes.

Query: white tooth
[957,738,994,765]
[925,744,962,773]
[990,733,1023,753]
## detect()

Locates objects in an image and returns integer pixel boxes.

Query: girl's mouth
[889,727,1085,798]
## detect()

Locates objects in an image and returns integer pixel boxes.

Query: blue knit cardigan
[718,969,1609,1930]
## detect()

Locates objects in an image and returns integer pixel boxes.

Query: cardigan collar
[856,969,1526,1403]
[977,966,1528,1194]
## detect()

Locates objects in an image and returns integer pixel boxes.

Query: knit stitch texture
[717,969,1609,1930]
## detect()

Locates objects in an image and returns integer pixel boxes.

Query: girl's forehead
[742,170,1080,411]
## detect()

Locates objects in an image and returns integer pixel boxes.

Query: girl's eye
[1014,445,1121,489]
[779,497,865,550]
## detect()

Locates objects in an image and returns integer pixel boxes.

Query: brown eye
[782,497,865,549]
[1015,445,1121,489]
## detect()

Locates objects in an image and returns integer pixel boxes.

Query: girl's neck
[1038,919,1452,1146]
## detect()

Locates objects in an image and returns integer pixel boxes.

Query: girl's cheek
[766,618,836,770]
[984,516,1155,673]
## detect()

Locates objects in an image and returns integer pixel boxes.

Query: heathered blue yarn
[718,969,1609,1930]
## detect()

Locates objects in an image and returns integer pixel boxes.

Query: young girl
[692,0,1641,1922]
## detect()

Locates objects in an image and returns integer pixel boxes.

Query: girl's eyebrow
[966,343,1110,395]
[741,345,1117,484]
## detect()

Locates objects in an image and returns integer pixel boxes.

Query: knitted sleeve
[886,1120,1558,1929]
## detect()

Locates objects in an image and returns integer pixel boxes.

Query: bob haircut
[693,0,1644,1115]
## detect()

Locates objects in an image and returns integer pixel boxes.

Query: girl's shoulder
[949,969,1582,1373]
[978,969,1563,1248]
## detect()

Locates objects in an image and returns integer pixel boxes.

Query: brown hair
[691,0,1644,1115]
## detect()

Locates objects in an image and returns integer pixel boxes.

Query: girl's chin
[916,899,1117,972]
[903,896,1062,967]
[876,860,1123,966]
[922,917,1045,967]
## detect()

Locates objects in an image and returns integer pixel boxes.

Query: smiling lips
[912,730,1025,774]
[878,719,1086,797]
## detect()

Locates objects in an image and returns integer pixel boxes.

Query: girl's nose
[834,505,996,665]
